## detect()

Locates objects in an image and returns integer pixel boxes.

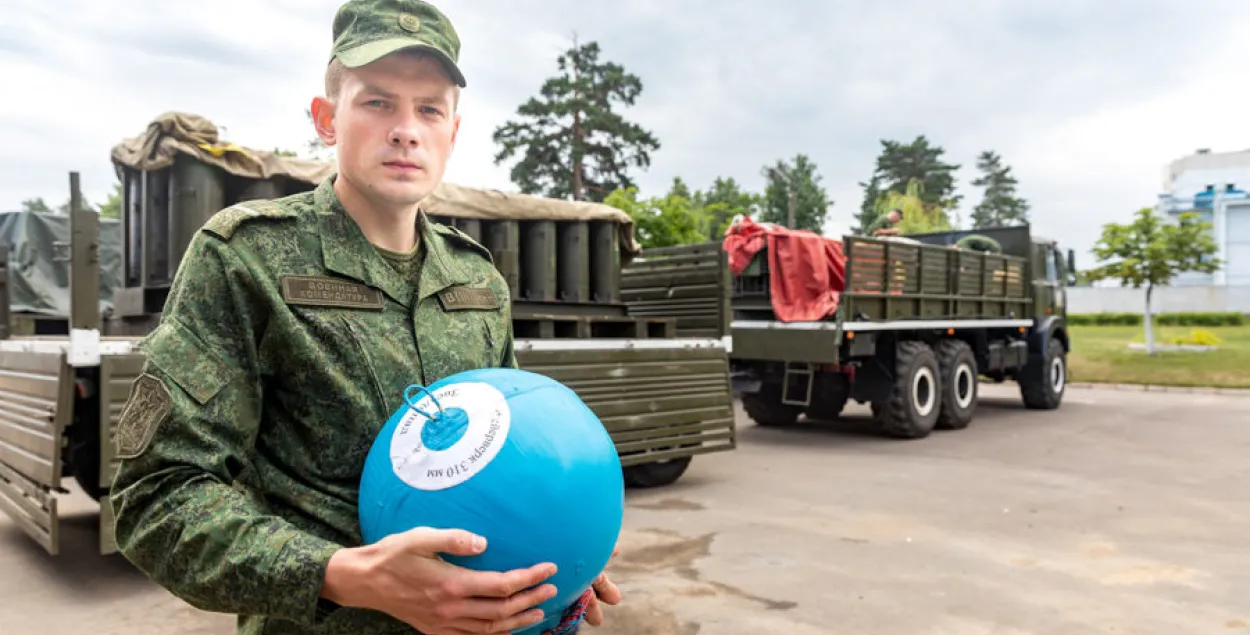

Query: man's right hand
[321,527,559,635]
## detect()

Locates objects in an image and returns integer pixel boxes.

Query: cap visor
[336,38,466,87]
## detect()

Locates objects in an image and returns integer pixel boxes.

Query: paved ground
[2,384,1248,634]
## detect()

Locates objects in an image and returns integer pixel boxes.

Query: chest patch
[281,276,385,310]
[437,286,499,311]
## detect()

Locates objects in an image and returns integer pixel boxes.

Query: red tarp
[722,216,847,322]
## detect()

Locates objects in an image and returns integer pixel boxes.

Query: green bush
[1068,312,1246,327]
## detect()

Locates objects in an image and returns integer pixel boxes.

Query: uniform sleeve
[498,280,520,369]
[108,230,342,626]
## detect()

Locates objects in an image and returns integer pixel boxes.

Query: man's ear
[448,113,461,155]
[310,96,337,147]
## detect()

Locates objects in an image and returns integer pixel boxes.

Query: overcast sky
[4,0,1249,263]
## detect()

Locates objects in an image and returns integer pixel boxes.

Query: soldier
[107,1,620,634]
[862,208,903,236]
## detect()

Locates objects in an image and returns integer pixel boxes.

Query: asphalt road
[1,384,1247,635]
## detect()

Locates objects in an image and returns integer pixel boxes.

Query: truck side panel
[841,236,1031,321]
[620,242,731,339]
[0,349,73,554]
[97,353,146,555]
[515,345,736,465]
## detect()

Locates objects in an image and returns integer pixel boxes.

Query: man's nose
[390,123,420,147]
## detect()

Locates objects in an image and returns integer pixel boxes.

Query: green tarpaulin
[0,210,123,317]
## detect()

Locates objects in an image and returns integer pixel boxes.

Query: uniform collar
[313,176,472,307]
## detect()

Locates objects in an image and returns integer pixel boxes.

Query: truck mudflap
[0,348,74,555]
[514,338,736,470]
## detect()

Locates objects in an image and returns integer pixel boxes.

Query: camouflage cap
[330,0,466,87]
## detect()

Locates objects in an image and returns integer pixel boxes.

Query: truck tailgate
[0,347,73,555]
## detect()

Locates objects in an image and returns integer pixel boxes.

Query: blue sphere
[358,367,625,634]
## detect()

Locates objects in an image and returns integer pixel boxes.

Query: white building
[1155,148,1250,286]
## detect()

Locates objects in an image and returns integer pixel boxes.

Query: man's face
[313,52,460,211]
[887,210,901,223]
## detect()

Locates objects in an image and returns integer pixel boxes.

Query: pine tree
[970,150,1030,228]
[492,39,660,202]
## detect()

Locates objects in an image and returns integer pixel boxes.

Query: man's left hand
[583,568,622,627]
[544,548,621,634]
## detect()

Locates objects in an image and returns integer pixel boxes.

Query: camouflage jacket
[108,176,517,635]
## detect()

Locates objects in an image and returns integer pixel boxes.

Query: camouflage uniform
[108,4,515,633]
[860,212,900,235]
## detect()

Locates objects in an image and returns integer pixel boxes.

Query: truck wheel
[1020,338,1066,410]
[935,340,978,430]
[623,457,692,488]
[742,384,802,427]
[879,341,943,439]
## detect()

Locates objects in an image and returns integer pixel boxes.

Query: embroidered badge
[115,374,172,459]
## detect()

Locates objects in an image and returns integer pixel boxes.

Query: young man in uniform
[862,208,903,236]
[108,1,620,634]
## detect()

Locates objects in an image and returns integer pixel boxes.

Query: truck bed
[728,235,1035,363]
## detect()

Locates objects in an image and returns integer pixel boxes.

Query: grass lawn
[1067,324,1250,389]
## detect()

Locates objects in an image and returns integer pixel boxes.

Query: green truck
[0,119,735,556]
[628,226,1076,439]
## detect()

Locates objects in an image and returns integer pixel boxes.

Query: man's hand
[544,546,621,634]
[583,568,622,627]
[321,527,559,635]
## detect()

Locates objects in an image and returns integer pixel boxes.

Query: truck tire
[878,341,943,439]
[1020,337,1066,410]
[935,339,978,430]
[623,457,693,488]
[742,384,802,427]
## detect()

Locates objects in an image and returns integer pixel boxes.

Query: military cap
[330,0,466,87]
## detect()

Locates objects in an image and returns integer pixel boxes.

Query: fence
[1067,284,1250,315]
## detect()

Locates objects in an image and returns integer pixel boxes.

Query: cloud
[2,0,1248,267]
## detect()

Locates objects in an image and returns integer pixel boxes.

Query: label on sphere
[390,381,512,491]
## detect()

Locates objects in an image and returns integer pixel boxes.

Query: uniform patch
[281,276,385,310]
[115,374,172,460]
[437,286,499,311]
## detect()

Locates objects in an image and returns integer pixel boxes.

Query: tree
[970,150,1029,228]
[760,154,832,233]
[97,182,122,219]
[859,135,961,229]
[696,176,762,240]
[855,174,883,233]
[603,186,708,249]
[493,39,660,203]
[1084,207,1220,355]
[20,198,53,214]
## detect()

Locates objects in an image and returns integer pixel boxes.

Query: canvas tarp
[421,183,642,258]
[110,111,335,186]
[0,210,123,317]
[111,111,641,258]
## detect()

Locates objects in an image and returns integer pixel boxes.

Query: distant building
[1156,148,1250,286]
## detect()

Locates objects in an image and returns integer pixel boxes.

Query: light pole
[769,166,796,228]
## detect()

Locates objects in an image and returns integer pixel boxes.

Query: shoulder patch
[431,222,494,263]
[115,373,173,460]
[202,199,297,240]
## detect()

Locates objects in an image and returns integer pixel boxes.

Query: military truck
[0,114,735,556]
[628,223,1075,439]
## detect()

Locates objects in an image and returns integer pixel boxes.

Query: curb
[1068,382,1250,397]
